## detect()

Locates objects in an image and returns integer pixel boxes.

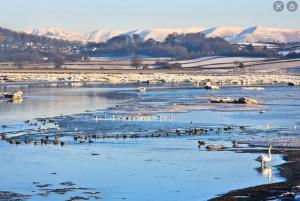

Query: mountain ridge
[25,26,300,43]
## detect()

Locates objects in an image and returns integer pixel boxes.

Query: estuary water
[1,82,299,201]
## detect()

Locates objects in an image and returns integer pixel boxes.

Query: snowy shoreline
[1,71,299,86]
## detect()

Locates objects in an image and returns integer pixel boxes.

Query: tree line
[86,33,279,60]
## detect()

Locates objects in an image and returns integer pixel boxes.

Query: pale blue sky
[0,0,299,33]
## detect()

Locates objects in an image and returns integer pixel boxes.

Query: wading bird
[256,146,272,167]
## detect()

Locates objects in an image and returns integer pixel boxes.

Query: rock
[36,184,52,188]
[282,192,295,198]
[60,181,76,186]
[0,191,31,200]
[209,97,257,104]
[209,97,232,104]
[66,196,90,201]
[206,145,225,151]
[137,87,146,92]
[205,84,220,90]
[0,90,23,100]
[204,82,220,90]
[236,97,257,104]
[288,82,298,86]
[0,134,6,140]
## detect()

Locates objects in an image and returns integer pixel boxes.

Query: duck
[197,140,205,147]
[256,146,272,167]
[232,140,240,147]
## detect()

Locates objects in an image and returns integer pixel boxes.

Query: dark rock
[0,191,31,200]
[60,181,76,186]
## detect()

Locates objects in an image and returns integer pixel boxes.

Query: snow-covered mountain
[230,26,300,43]
[27,27,85,42]
[201,26,244,41]
[85,30,124,43]
[122,27,203,41]
[26,26,300,43]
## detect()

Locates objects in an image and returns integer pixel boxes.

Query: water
[0,139,283,201]
[1,83,298,201]
[0,83,129,124]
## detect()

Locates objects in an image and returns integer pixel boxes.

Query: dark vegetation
[0,26,80,64]
[86,33,280,60]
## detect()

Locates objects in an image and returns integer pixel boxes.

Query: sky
[0,0,299,33]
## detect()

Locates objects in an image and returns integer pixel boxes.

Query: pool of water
[0,138,284,201]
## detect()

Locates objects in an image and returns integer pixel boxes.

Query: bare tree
[15,54,23,69]
[131,54,143,70]
[238,62,245,68]
[54,55,65,68]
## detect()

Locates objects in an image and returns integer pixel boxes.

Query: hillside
[26,26,300,43]
[0,26,81,62]
[231,26,300,43]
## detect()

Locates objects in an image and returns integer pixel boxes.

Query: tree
[15,59,23,68]
[131,54,143,69]
[170,62,182,69]
[238,62,245,68]
[54,55,65,68]
[233,61,245,69]
[15,54,23,68]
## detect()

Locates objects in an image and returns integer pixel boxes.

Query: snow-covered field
[174,57,268,68]
[90,56,171,62]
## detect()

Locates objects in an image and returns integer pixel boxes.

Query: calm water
[1,83,299,201]
[0,83,129,124]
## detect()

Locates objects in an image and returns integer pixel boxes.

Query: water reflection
[256,166,273,183]
[0,85,128,124]
[0,98,23,105]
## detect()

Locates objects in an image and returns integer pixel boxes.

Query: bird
[256,146,272,167]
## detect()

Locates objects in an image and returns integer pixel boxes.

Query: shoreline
[1,69,300,86]
[210,148,300,201]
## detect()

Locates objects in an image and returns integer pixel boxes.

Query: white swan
[256,146,272,167]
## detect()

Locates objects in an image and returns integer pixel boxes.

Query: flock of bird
[0,111,277,167]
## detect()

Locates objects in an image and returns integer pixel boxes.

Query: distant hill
[0,26,79,45]
[0,26,81,63]
[1,25,299,63]
[26,26,300,43]
[231,26,300,43]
